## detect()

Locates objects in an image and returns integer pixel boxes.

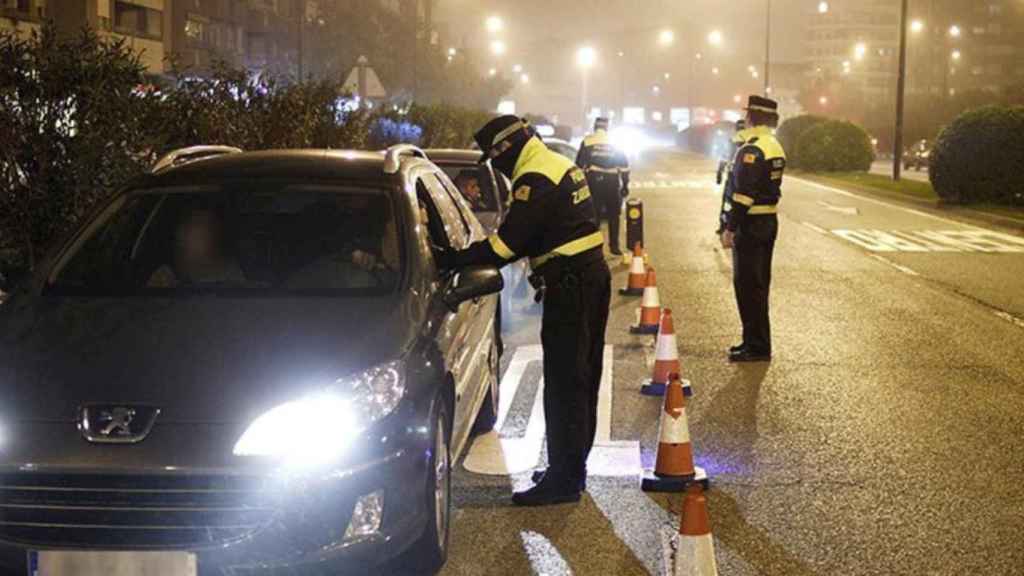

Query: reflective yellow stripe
[529,231,604,269]
[586,166,619,174]
[748,205,778,215]
[488,235,515,259]
[733,193,755,207]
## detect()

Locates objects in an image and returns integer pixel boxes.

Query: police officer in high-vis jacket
[716,119,748,235]
[721,96,785,362]
[440,116,611,506]
[576,117,631,255]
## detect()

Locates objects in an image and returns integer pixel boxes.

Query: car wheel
[471,329,501,435]
[409,401,452,572]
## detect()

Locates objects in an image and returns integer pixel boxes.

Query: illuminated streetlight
[617,50,625,57]
[951,49,961,61]
[854,42,868,60]
[485,16,503,34]
[520,73,530,84]
[818,1,829,14]
[447,47,457,57]
[513,64,523,74]
[733,94,742,104]
[949,24,961,38]
[576,45,597,69]
[659,29,675,47]
[708,29,723,46]
[664,72,671,80]
[488,68,497,77]
[910,19,924,33]
[652,85,661,95]
[711,66,720,76]
[819,95,828,106]
[490,40,506,56]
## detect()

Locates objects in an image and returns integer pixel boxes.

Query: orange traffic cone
[630,268,661,334]
[641,309,692,397]
[642,374,708,492]
[672,484,719,576]
[619,243,647,296]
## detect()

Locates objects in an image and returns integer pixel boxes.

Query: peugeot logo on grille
[79,404,161,444]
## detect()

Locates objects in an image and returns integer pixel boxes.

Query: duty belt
[529,231,605,271]
[747,204,778,215]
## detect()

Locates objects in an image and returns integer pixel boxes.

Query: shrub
[776,115,827,168]
[930,105,1024,205]
[795,120,875,173]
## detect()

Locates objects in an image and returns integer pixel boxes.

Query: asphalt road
[439,150,1024,576]
[870,160,930,182]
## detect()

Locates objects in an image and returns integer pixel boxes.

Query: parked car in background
[542,137,579,162]
[424,149,534,320]
[0,145,504,576]
[904,139,932,171]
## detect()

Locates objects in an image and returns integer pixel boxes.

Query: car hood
[0,296,418,423]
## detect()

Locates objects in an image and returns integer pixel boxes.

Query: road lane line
[993,311,1024,329]
[801,221,828,234]
[792,177,1004,233]
[464,345,624,476]
[869,254,920,276]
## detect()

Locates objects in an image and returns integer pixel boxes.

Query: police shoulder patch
[514,185,531,202]
[743,153,757,164]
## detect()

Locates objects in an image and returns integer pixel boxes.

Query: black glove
[434,246,458,271]
[621,186,630,199]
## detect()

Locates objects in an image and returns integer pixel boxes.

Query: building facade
[0,0,47,39]
[805,0,900,100]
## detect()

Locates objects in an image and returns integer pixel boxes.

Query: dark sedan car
[0,145,503,575]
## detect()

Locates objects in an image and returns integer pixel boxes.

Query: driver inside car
[148,208,245,288]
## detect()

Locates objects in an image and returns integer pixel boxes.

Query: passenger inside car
[148,208,245,288]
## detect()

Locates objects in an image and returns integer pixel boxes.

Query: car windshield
[47,182,402,297]
[437,164,499,214]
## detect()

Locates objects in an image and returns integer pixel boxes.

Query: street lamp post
[577,46,596,129]
[764,0,771,96]
[893,0,909,182]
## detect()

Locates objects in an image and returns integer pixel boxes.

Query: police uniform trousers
[588,174,623,252]
[732,214,778,354]
[539,248,611,481]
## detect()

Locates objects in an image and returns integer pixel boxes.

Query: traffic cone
[619,243,647,296]
[630,267,661,334]
[642,374,708,492]
[672,484,719,576]
[641,309,692,397]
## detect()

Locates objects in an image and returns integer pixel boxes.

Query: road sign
[343,56,386,101]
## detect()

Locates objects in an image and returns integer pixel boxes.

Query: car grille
[0,472,277,549]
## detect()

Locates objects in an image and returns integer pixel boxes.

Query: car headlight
[233,362,405,467]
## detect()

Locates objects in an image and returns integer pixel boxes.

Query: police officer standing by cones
[576,117,631,255]
[439,116,611,506]
[716,118,748,235]
[721,96,785,362]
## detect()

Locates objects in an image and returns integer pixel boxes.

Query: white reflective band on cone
[675,534,719,576]
[630,257,646,274]
[641,286,661,308]
[655,332,678,361]
[658,407,691,444]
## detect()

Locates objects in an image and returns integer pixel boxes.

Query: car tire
[408,401,452,573]
[471,326,501,435]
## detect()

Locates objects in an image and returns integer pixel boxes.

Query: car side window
[421,174,469,249]
[437,171,486,242]
[415,179,451,250]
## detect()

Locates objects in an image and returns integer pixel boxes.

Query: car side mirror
[443,266,504,312]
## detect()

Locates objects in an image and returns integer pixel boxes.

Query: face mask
[491,148,519,179]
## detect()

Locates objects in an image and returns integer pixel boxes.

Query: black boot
[530,468,587,491]
[512,473,582,507]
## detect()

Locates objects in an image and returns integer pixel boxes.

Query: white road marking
[801,221,828,235]
[817,200,860,216]
[831,229,1024,253]
[869,254,920,276]
[462,345,634,477]
[993,311,1024,329]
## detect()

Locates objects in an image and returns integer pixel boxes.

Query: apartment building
[805,0,900,100]
[0,0,47,39]
[48,0,168,73]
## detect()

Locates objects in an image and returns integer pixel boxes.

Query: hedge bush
[776,114,827,169]
[795,120,875,173]
[930,105,1024,205]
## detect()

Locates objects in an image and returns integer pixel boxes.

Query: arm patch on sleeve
[514,185,531,202]
[743,153,757,164]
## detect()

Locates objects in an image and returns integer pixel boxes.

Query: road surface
[438,151,1024,576]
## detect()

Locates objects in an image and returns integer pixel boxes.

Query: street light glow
[734,94,742,104]
[819,96,829,106]
[659,29,675,46]
[711,66,720,76]
[447,47,457,57]
[490,40,507,56]
[818,2,829,14]
[951,49,962,61]
[949,25,962,38]
[520,73,530,84]
[664,72,671,80]
[513,64,523,73]
[485,16,503,34]
[488,68,497,77]
[576,45,597,69]
[708,30,723,46]
[854,42,867,60]
[910,19,924,33]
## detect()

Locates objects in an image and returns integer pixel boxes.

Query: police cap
[473,115,534,163]
[744,95,778,114]
[594,117,610,131]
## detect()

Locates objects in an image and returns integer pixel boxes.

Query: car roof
[143,150,410,186]
[423,149,483,164]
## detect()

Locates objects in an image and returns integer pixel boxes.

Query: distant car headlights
[233,361,406,467]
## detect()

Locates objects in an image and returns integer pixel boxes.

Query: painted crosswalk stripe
[462,345,640,478]
[832,229,1024,253]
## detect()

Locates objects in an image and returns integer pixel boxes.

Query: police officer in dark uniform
[439,116,611,506]
[721,96,785,362]
[715,119,748,235]
[576,117,631,255]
